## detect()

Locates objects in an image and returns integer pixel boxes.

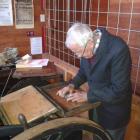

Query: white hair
[65,23,93,48]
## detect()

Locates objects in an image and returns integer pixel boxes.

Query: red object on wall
[41,0,46,53]
[42,26,46,53]
[41,0,45,11]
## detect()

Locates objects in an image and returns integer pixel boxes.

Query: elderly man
[57,23,132,140]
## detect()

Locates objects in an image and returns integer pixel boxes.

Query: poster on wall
[14,0,34,29]
[0,0,13,26]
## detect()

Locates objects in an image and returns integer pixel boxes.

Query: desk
[5,62,63,96]
[12,62,62,79]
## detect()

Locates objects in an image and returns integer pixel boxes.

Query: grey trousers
[106,127,126,140]
[91,109,127,140]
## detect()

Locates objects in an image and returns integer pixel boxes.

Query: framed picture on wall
[0,0,13,26]
[14,0,34,29]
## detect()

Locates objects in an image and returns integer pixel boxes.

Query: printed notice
[0,0,13,26]
[14,0,34,29]
[30,37,43,55]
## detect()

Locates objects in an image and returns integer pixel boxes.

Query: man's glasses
[65,40,89,58]
[81,40,88,58]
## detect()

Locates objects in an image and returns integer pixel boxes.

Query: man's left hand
[66,90,87,103]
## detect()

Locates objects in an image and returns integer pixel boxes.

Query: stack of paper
[16,59,49,69]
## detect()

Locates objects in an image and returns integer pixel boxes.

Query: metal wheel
[12,117,112,140]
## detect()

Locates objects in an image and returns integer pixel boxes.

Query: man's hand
[66,90,88,103]
[56,84,74,98]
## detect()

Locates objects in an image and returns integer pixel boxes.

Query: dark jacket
[71,28,132,130]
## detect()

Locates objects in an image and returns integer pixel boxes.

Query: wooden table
[7,62,63,93]
[0,62,63,96]
[12,62,62,79]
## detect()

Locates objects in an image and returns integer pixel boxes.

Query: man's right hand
[56,84,74,98]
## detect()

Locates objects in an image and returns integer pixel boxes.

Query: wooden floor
[125,95,140,140]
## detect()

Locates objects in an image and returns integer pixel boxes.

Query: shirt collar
[93,29,102,54]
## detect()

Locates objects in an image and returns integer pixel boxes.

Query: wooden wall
[0,0,42,56]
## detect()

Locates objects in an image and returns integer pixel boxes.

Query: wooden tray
[0,85,58,125]
[40,83,101,117]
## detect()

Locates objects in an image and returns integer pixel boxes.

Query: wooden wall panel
[0,0,42,56]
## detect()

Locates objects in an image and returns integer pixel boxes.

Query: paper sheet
[30,37,43,55]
